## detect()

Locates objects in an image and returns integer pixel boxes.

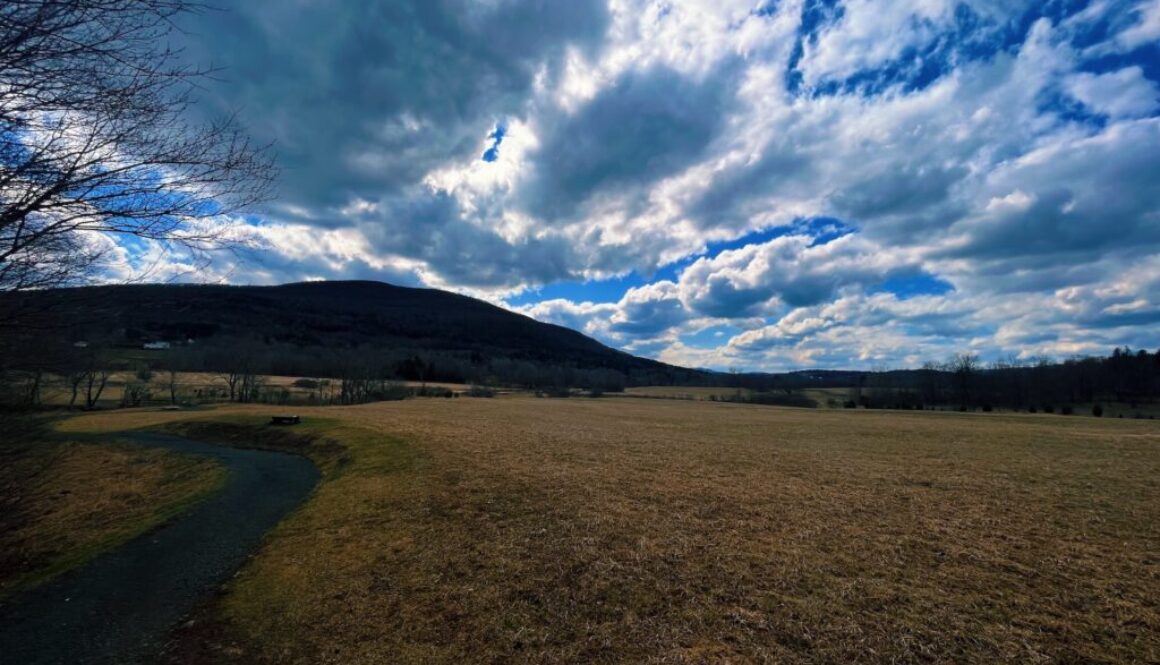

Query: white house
[143,341,171,350]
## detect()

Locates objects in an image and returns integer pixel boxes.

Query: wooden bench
[270,415,301,426]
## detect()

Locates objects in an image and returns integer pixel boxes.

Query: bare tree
[165,366,180,404]
[217,346,266,402]
[66,367,85,408]
[221,367,243,403]
[1,0,276,292]
[57,342,112,408]
[84,366,111,408]
[950,352,979,408]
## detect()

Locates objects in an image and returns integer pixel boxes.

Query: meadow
[49,395,1160,664]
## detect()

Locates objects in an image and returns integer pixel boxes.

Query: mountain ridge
[0,280,706,386]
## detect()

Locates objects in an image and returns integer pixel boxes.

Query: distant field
[57,398,1160,663]
[798,387,852,406]
[627,385,1160,417]
[624,385,755,400]
[626,385,850,408]
[30,371,473,407]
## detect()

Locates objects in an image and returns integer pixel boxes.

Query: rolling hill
[0,280,705,385]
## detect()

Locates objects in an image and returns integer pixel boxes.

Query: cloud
[518,65,732,223]
[121,0,1160,370]
[1108,1,1160,52]
[1065,66,1160,118]
[678,233,923,315]
[942,117,1160,264]
[177,0,610,212]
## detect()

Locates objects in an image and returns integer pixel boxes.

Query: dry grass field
[56,398,1160,664]
[0,419,227,598]
[624,386,852,408]
[624,386,757,400]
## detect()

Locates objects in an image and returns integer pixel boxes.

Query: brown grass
[625,386,756,400]
[58,399,1160,663]
[0,420,227,598]
[624,385,852,408]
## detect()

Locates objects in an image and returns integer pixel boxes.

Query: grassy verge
[0,416,228,599]
[151,414,424,664]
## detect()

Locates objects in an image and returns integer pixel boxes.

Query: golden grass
[59,399,1160,663]
[625,386,756,400]
[0,422,227,598]
[624,385,851,408]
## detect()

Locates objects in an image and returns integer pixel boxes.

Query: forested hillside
[0,281,705,389]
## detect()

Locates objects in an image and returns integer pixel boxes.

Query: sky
[121,0,1160,371]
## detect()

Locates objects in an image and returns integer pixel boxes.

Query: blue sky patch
[1081,42,1160,84]
[507,271,648,306]
[481,123,507,162]
[873,272,955,300]
[682,324,744,349]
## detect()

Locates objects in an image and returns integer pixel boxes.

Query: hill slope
[0,281,702,385]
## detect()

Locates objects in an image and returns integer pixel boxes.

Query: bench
[270,415,301,426]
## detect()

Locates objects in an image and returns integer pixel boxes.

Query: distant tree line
[843,349,1160,414]
[2,318,1157,414]
[187,340,636,397]
[0,331,640,407]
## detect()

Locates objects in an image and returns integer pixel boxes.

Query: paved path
[0,431,319,664]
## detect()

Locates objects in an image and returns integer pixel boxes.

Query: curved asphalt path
[0,431,319,665]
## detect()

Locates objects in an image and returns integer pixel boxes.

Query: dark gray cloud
[179,0,609,212]
[519,65,733,222]
[351,190,583,287]
[946,119,1160,263]
[832,162,968,222]
[685,147,815,232]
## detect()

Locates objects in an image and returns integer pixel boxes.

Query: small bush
[120,382,150,407]
[412,385,453,399]
[843,400,857,409]
[1061,405,1074,415]
[1042,404,1054,414]
[367,383,409,401]
[981,403,993,413]
[1028,406,1037,413]
[747,392,818,409]
[1091,404,1103,417]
